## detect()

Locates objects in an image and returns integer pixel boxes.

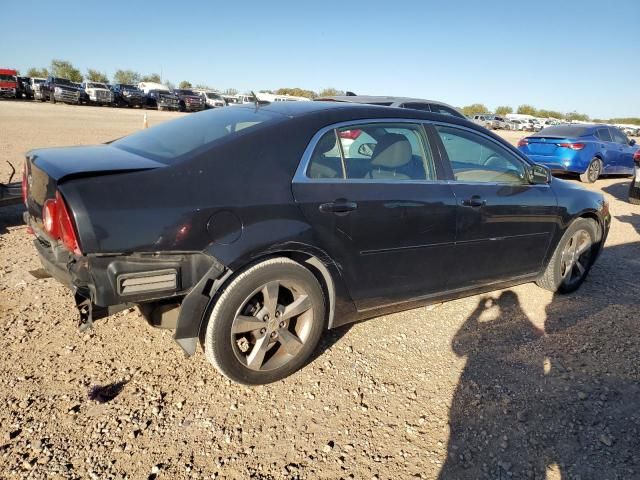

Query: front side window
[436,125,528,184]
[307,123,436,181]
[610,128,629,145]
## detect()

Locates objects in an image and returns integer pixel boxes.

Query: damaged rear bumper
[32,230,226,352]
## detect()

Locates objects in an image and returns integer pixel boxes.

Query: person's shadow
[439,243,640,479]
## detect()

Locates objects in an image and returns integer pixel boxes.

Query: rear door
[594,128,617,172]
[292,120,457,311]
[431,123,559,289]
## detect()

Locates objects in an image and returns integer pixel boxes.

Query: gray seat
[368,133,413,180]
[308,133,342,179]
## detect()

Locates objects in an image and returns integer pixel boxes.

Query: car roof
[316,94,449,106]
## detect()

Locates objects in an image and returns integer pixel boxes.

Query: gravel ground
[0,101,639,479]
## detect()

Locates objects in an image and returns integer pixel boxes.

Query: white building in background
[506,113,537,121]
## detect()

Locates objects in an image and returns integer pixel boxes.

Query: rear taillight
[517,138,529,147]
[21,164,28,206]
[42,191,81,255]
[557,143,585,150]
[338,129,362,140]
[633,150,640,163]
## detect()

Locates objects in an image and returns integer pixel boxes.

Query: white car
[30,77,46,100]
[201,91,227,109]
[82,82,114,105]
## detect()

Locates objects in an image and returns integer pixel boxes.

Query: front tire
[204,258,326,385]
[537,218,599,293]
[579,158,602,183]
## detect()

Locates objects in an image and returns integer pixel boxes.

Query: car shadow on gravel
[439,242,640,480]
[616,213,640,235]
[602,179,632,202]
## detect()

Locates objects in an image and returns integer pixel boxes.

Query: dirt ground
[0,101,639,480]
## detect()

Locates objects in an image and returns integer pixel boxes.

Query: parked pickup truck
[199,90,227,109]
[41,76,81,104]
[145,89,180,111]
[0,68,17,98]
[16,76,33,99]
[82,82,114,106]
[31,77,46,100]
[172,89,205,112]
[111,83,145,108]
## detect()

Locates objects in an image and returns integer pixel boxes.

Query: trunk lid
[25,144,164,220]
[525,137,576,156]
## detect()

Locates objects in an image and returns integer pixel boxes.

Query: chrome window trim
[293,118,441,184]
[293,118,550,188]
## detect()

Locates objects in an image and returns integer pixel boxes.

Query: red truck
[0,68,18,98]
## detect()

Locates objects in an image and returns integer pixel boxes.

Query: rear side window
[596,128,612,142]
[429,104,463,118]
[401,102,431,111]
[436,125,527,184]
[307,123,436,181]
[113,107,282,162]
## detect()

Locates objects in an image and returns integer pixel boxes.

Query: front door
[431,124,560,290]
[292,121,457,311]
[610,127,635,174]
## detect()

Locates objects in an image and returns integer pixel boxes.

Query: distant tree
[178,80,192,89]
[141,73,162,83]
[604,117,640,126]
[224,88,238,96]
[85,69,109,83]
[565,111,590,122]
[536,109,564,119]
[318,87,343,97]
[113,69,141,85]
[50,59,83,82]
[495,105,513,116]
[461,104,489,116]
[517,104,537,116]
[26,67,49,78]
[275,87,317,99]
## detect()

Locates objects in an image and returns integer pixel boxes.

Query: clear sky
[4,0,639,118]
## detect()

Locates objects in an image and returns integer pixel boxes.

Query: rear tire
[579,158,601,183]
[536,218,599,293]
[204,258,326,385]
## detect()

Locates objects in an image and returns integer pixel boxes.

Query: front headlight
[54,87,62,93]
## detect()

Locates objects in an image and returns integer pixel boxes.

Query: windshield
[0,74,16,81]
[121,84,136,89]
[113,107,284,163]
[175,89,196,96]
[206,93,221,99]
[32,78,45,85]
[86,83,107,89]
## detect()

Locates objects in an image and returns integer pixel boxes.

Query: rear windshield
[113,107,283,162]
[533,125,590,137]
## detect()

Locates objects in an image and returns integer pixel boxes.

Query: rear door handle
[462,196,486,208]
[319,200,358,215]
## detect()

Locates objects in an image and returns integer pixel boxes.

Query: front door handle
[319,200,358,215]
[462,195,486,208]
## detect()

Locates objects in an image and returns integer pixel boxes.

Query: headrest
[370,133,412,168]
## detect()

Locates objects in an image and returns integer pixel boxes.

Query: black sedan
[23,102,610,384]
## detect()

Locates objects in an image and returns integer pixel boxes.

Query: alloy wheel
[588,160,601,183]
[230,280,314,371]
[560,229,592,287]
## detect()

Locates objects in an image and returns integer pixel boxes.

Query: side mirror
[630,139,636,146]
[529,164,551,184]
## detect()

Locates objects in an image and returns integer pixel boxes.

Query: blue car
[517,124,638,183]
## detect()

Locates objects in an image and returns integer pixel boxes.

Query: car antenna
[250,90,259,110]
